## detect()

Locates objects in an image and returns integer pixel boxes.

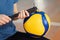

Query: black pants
[6,32,49,40]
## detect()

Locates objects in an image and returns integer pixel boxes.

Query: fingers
[18,11,23,19]
[20,11,23,18]
[4,15,11,21]
[0,22,3,25]
[2,17,10,23]
[18,10,29,19]
[0,14,11,25]
[0,20,6,25]
[24,10,29,17]
[22,10,26,18]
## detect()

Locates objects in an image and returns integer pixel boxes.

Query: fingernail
[10,19,12,21]
[28,15,29,17]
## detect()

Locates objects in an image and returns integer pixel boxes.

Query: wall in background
[17,0,60,23]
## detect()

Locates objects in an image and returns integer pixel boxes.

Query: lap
[6,32,49,40]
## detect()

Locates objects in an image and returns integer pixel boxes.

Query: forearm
[14,3,18,14]
[13,3,19,20]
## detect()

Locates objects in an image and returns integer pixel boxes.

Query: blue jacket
[0,0,18,40]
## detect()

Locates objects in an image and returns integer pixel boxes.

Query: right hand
[0,14,11,26]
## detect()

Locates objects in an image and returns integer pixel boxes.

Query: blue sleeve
[14,0,18,3]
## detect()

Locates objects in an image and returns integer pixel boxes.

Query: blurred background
[13,0,60,40]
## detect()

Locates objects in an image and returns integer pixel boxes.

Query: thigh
[6,32,28,40]
[6,32,49,40]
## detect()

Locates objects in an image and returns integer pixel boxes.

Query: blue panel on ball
[35,11,49,36]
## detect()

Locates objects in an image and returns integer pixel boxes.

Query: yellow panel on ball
[24,14,45,36]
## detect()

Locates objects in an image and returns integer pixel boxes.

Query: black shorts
[6,32,49,40]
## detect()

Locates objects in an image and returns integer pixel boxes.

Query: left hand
[18,10,29,19]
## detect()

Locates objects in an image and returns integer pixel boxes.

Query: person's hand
[18,10,29,19]
[0,14,11,25]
